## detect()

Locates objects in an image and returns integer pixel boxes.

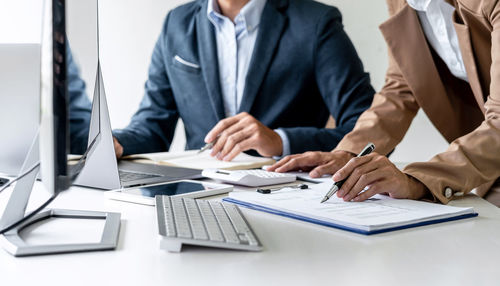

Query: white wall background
[0,0,449,162]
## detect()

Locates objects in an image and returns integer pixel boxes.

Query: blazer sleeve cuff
[274,128,291,158]
[403,163,451,204]
[112,130,141,156]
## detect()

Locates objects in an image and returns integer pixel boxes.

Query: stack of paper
[224,183,476,234]
[123,150,275,170]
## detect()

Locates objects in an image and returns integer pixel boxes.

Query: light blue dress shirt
[207,0,291,157]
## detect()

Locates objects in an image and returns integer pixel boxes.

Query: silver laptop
[0,44,40,175]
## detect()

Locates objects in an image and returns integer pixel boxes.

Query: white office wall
[0,0,449,161]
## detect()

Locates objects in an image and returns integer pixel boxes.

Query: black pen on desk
[320,143,375,203]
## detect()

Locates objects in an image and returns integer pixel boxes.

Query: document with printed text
[224,182,476,234]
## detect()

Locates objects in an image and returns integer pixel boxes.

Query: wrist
[407,175,429,200]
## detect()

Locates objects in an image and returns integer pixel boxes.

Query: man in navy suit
[113,0,375,161]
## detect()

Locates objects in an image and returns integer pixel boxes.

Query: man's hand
[267,150,354,178]
[204,112,283,161]
[331,152,428,202]
[113,137,124,159]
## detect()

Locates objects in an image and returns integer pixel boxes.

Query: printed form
[228,183,474,232]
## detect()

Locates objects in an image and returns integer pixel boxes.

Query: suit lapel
[238,0,288,113]
[452,10,486,112]
[379,4,459,140]
[196,1,225,121]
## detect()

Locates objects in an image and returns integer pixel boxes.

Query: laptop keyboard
[118,170,161,182]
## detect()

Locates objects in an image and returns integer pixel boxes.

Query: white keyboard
[201,169,296,187]
[155,196,262,252]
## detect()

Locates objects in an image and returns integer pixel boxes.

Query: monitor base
[0,208,120,257]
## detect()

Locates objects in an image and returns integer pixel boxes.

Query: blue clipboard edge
[223,198,478,235]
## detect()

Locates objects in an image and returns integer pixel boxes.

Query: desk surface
[0,181,499,286]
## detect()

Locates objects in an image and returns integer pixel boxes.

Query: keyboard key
[197,200,224,242]
[162,197,176,237]
[171,197,192,239]
[184,198,209,240]
[209,201,240,244]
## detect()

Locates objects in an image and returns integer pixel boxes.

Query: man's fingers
[218,127,253,159]
[274,153,317,173]
[222,137,254,162]
[210,123,246,157]
[205,114,247,143]
[267,155,295,172]
[309,161,342,178]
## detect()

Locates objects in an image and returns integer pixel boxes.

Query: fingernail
[337,190,344,197]
[223,156,230,161]
[310,171,319,178]
[333,173,340,181]
[353,197,360,202]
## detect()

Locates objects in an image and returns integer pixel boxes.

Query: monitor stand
[73,62,121,190]
[0,133,121,257]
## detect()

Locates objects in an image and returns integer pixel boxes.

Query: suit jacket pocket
[172,55,201,74]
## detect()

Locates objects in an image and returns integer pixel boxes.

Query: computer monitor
[0,0,120,257]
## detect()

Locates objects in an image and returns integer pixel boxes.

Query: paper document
[226,182,475,233]
[124,150,275,170]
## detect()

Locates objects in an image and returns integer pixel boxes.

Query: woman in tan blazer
[269,0,500,205]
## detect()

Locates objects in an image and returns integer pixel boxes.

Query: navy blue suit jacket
[114,0,375,156]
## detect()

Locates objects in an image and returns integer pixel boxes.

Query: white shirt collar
[406,0,432,11]
[207,0,267,33]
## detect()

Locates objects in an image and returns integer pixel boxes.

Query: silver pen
[320,143,376,203]
[198,142,214,154]
[198,135,220,154]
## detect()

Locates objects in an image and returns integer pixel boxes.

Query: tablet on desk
[104,180,233,206]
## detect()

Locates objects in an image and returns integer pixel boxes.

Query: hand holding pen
[321,142,429,203]
[321,143,375,203]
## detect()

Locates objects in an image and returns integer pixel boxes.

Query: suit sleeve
[67,45,92,155]
[402,3,500,203]
[335,0,420,156]
[335,48,420,157]
[113,14,179,156]
[278,7,375,154]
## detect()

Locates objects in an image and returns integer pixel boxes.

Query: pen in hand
[320,143,375,203]
[198,135,220,154]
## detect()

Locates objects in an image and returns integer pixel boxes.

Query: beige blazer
[336,0,500,203]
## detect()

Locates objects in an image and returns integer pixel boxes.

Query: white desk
[1,181,499,286]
